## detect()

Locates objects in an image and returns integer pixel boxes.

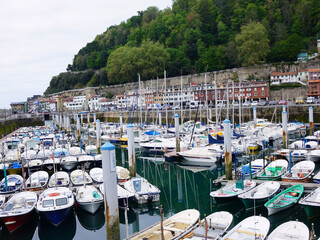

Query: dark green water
[1,142,319,240]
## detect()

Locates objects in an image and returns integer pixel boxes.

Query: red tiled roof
[308,68,320,72]
[271,72,298,76]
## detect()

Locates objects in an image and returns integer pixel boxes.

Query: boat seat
[163,226,184,233]
[236,229,265,237]
[279,199,291,203]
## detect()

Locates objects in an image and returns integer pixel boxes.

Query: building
[88,95,103,111]
[307,68,320,97]
[10,102,27,114]
[64,95,86,111]
[317,39,320,54]
[297,51,309,63]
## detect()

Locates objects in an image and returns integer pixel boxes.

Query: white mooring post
[253,107,257,128]
[283,105,286,112]
[96,120,101,154]
[77,117,81,143]
[224,119,232,180]
[120,114,123,136]
[174,113,180,152]
[80,114,83,124]
[158,111,162,127]
[67,116,71,133]
[93,113,97,130]
[127,124,136,178]
[87,113,90,125]
[101,142,120,240]
[309,106,314,136]
[282,110,287,149]
[59,114,62,130]
[64,115,67,131]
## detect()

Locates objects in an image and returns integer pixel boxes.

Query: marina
[0,109,319,240]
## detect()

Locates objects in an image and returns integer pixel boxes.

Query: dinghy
[238,181,280,210]
[239,158,268,179]
[60,156,78,171]
[70,169,93,186]
[43,157,60,172]
[267,221,309,240]
[0,191,37,232]
[78,155,95,169]
[36,187,74,226]
[48,171,70,188]
[89,167,103,183]
[281,160,315,182]
[220,215,270,240]
[116,166,130,185]
[123,177,160,204]
[0,174,23,195]
[210,180,256,205]
[25,170,49,191]
[299,187,320,219]
[127,209,200,240]
[264,184,304,215]
[256,159,288,181]
[75,185,103,214]
[182,211,233,240]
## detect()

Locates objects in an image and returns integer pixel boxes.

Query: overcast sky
[0,0,172,109]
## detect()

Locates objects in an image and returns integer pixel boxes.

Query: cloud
[0,0,172,108]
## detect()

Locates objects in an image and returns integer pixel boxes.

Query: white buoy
[127,124,136,178]
[224,119,232,180]
[120,114,123,136]
[96,120,101,154]
[282,110,287,149]
[253,107,257,128]
[101,142,120,239]
[77,117,81,143]
[309,106,314,136]
[174,113,180,152]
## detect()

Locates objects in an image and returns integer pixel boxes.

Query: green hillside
[45,0,320,94]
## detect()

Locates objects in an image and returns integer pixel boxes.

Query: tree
[235,22,270,66]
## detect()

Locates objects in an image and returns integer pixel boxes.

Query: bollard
[120,114,123,136]
[224,119,232,180]
[253,107,257,128]
[127,124,136,178]
[309,106,314,136]
[77,117,81,143]
[282,110,287,149]
[101,142,120,240]
[174,114,180,152]
[96,120,101,154]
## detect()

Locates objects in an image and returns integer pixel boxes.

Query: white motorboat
[25,170,49,191]
[281,160,315,182]
[220,216,270,240]
[178,146,218,167]
[69,146,86,156]
[256,159,288,181]
[48,171,70,188]
[117,185,134,207]
[299,187,320,219]
[307,150,320,162]
[0,174,24,195]
[182,211,233,240]
[70,169,93,186]
[0,191,37,232]
[43,157,60,171]
[24,159,43,172]
[267,221,309,240]
[127,209,200,240]
[78,155,95,169]
[60,156,78,171]
[305,140,318,150]
[123,177,160,204]
[89,167,103,183]
[238,181,280,210]
[210,180,256,205]
[116,166,130,185]
[94,154,102,166]
[140,137,187,152]
[36,187,74,226]
[75,185,103,214]
[239,158,268,179]
[313,171,320,183]
[85,145,97,155]
[291,149,308,161]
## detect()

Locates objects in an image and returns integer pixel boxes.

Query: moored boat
[0,174,23,195]
[239,158,268,179]
[210,180,256,205]
[182,211,233,240]
[178,146,218,167]
[299,187,320,219]
[116,166,130,185]
[70,169,93,186]
[89,167,103,183]
[48,171,70,188]
[220,215,270,240]
[36,187,74,226]
[267,220,309,240]
[264,184,304,215]
[75,185,103,214]
[281,160,315,182]
[256,159,288,181]
[0,191,37,232]
[238,181,280,210]
[60,156,78,171]
[78,155,95,170]
[25,170,49,191]
[126,209,200,240]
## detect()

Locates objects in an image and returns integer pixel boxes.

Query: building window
[254,93,257,96]
[262,87,264,90]
[262,92,265,96]
[254,88,257,91]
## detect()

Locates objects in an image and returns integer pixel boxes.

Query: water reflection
[76,207,105,231]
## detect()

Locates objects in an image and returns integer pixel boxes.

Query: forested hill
[45,0,320,95]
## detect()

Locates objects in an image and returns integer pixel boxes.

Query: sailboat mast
[227,80,229,119]
[180,75,183,123]
[215,72,218,125]
[164,70,168,129]
[138,74,143,126]
[205,73,208,124]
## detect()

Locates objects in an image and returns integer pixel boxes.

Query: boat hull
[180,156,216,167]
[61,162,78,171]
[77,200,103,214]
[0,210,34,232]
[267,203,293,215]
[40,206,73,226]
[240,197,269,210]
[135,193,160,205]
[301,205,320,219]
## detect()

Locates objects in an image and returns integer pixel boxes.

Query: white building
[270,72,301,85]
[64,95,87,111]
[88,95,103,111]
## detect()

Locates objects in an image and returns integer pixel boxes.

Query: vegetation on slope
[45,0,320,94]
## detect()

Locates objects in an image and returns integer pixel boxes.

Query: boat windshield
[43,199,54,208]
[56,198,68,206]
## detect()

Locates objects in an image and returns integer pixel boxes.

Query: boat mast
[215,72,218,125]
[205,72,208,124]
[180,74,183,124]
[138,74,143,127]
[226,79,229,120]
[164,70,168,130]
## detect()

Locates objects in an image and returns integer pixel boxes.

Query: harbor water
[1,142,319,239]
